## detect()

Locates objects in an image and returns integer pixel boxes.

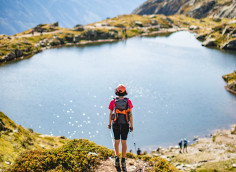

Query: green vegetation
[1,14,236,64]
[223,71,236,93]
[195,159,236,172]
[0,112,68,170]
[150,157,179,172]
[9,139,113,172]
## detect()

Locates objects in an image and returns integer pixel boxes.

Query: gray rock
[0,119,6,131]
[212,17,221,22]
[135,21,143,27]
[222,39,236,50]
[151,20,158,26]
[65,35,74,43]
[74,26,84,31]
[202,38,216,47]
[233,164,236,168]
[74,35,81,43]
[196,34,207,41]
[189,25,199,30]
[227,80,236,91]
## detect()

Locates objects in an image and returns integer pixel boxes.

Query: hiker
[108,84,133,171]
[122,27,127,38]
[40,29,43,36]
[137,148,141,155]
[31,29,34,35]
[178,139,183,153]
[183,138,188,153]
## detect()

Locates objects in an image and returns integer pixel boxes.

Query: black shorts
[112,123,129,140]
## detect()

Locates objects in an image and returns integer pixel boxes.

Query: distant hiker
[31,29,34,35]
[137,148,141,155]
[108,84,133,171]
[122,27,127,38]
[178,139,183,153]
[40,29,43,36]
[183,138,188,153]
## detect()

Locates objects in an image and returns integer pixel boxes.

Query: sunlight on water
[0,31,236,151]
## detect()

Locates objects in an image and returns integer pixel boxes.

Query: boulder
[151,20,158,26]
[135,21,143,27]
[49,39,61,46]
[227,80,236,91]
[233,164,236,168]
[222,39,236,50]
[212,17,221,22]
[65,35,74,43]
[15,50,23,57]
[189,25,199,30]
[0,118,6,131]
[74,35,81,43]
[149,15,156,19]
[74,26,84,31]
[4,52,16,61]
[196,34,207,41]
[227,20,236,25]
[202,38,216,47]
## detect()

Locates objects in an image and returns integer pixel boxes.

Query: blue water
[1,31,236,151]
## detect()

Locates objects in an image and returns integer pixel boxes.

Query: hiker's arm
[130,109,133,129]
[108,110,112,129]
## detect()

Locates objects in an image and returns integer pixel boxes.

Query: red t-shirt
[108,98,133,111]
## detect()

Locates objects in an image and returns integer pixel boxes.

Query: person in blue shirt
[178,139,183,153]
[183,138,188,153]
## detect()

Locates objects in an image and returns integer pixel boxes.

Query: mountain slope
[0,0,146,35]
[133,0,236,19]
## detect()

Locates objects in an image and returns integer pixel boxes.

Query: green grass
[0,112,68,170]
[196,159,236,172]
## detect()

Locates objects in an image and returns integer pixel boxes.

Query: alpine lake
[1,31,236,151]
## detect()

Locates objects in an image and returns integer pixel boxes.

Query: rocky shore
[1,14,236,66]
[149,125,236,171]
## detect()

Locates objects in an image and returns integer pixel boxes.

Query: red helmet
[116,84,126,93]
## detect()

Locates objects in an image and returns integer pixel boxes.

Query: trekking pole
[109,129,117,157]
[131,131,141,171]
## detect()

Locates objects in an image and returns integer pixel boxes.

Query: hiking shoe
[115,157,120,167]
[121,160,126,168]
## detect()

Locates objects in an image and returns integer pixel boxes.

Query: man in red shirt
[108,84,133,170]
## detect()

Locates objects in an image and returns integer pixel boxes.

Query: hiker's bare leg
[115,140,120,157]
[121,140,127,158]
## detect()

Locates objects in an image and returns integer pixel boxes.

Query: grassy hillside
[223,71,236,94]
[0,14,234,63]
[0,112,68,170]
[1,112,179,171]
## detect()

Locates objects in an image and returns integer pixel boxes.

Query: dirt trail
[14,30,63,38]
[97,158,151,172]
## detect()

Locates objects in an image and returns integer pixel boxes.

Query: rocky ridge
[133,0,236,19]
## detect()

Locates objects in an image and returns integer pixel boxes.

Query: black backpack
[112,97,130,124]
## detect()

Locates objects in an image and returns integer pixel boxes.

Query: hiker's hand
[130,126,133,132]
[108,125,111,129]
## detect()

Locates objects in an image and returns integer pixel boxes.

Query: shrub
[150,157,179,172]
[9,139,113,172]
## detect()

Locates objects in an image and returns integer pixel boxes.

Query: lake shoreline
[148,124,236,171]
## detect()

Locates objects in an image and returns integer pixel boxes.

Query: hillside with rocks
[1,112,236,171]
[0,112,178,171]
[0,0,146,35]
[133,0,236,19]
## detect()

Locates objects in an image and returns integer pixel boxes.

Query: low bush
[9,139,113,172]
[150,157,179,172]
